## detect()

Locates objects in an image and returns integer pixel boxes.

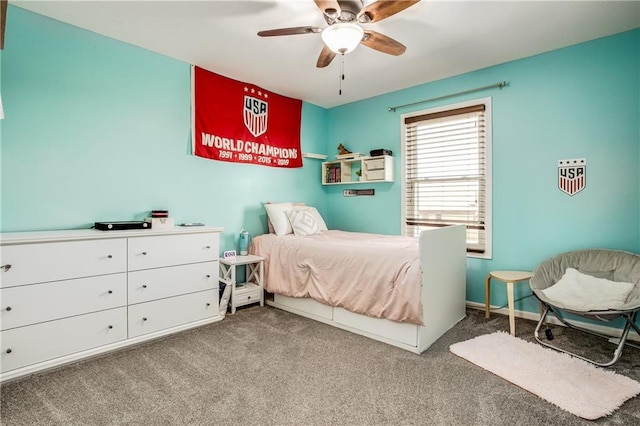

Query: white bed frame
[266,225,467,354]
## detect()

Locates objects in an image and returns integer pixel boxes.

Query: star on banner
[243,86,268,98]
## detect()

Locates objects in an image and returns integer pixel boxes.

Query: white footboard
[417,224,467,352]
[267,225,467,353]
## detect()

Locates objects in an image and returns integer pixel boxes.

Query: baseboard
[466,301,640,343]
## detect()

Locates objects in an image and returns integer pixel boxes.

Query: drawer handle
[206,275,211,278]
[107,255,113,259]
[6,349,12,354]
[1,264,11,272]
[142,252,147,256]
[108,290,113,294]
[206,302,211,307]
[5,306,11,312]
[108,325,113,329]
[142,285,147,289]
[142,317,148,321]
[247,296,251,300]
[206,245,211,249]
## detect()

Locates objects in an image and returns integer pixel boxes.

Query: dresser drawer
[334,307,417,346]
[128,290,218,338]
[128,233,219,271]
[0,239,126,288]
[128,262,218,305]
[274,294,333,320]
[0,307,127,373]
[1,273,126,331]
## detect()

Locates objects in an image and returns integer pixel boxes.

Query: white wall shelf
[302,152,328,160]
[322,155,394,185]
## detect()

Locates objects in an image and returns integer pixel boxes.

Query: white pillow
[264,202,293,236]
[302,206,328,232]
[542,268,635,311]
[265,201,306,233]
[286,209,321,236]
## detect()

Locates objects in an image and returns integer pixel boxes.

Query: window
[401,98,492,258]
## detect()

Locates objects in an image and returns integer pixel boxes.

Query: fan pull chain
[339,54,345,95]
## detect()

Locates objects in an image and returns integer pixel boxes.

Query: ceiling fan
[257,0,420,68]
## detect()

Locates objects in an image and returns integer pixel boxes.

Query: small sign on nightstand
[223,250,237,262]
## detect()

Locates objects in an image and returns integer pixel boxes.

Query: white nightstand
[219,255,264,314]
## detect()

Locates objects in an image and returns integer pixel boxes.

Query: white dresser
[0,226,223,382]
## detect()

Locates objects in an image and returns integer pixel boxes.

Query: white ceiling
[12,0,640,108]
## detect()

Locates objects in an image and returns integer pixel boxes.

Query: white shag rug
[449,332,640,420]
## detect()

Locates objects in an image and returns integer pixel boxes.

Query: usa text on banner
[193,66,302,168]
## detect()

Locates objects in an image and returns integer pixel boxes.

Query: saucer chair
[530,249,640,367]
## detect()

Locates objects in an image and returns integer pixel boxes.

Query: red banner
[193,66,303,168]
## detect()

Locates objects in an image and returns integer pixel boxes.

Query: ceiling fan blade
[359,0,420,23]
[314,0,341,16]
[361,30,406,56]
[1,0,7,49]
[257,26,322,37]
[316,45,337,68]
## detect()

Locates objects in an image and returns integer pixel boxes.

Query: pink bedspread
[249,231,423,325]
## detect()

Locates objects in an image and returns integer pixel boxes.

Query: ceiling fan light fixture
[321,23,364,54]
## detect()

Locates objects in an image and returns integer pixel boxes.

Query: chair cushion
[541,268,634,311]
[531,249,640,312]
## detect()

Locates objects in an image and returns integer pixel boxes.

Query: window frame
[400,97,492,259]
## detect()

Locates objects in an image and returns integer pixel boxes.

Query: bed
[249,205,467,353]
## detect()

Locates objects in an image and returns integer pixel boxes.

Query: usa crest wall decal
[558,158,586,196]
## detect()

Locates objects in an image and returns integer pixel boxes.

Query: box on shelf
[144,217,175,229]
[366,170,386,181]
[370,149,392,157]
[366,158,386,170]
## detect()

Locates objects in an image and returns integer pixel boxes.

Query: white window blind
[403,104,487,253]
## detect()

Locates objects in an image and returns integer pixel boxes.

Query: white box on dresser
[0,226,223,383]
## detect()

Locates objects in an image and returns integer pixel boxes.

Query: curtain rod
[387,81,508,112]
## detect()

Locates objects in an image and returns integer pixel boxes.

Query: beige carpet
[450,332,640,420]
[2,307,640,425]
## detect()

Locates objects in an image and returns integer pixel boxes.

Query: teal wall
[0,6,327,252]
[325,29,640,314]
[1,6,639,317]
